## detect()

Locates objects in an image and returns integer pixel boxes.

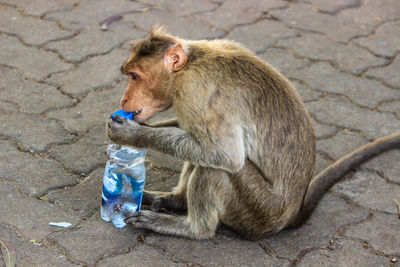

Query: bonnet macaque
[107,26,400,239]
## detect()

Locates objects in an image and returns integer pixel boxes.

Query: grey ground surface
[0,0,399,266]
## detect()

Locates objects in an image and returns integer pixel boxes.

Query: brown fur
[107,27,400,239]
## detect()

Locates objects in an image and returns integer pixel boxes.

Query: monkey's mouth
[132,109,142,116]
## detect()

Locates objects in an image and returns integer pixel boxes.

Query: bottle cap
[112,109,133,121]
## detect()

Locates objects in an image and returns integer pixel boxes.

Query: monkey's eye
[129,72,140,80]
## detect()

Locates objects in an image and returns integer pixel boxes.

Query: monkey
[106,26,400,240]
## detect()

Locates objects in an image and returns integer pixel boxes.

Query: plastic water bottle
[100,110,146,228]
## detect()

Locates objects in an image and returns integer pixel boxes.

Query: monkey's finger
[126,221,151,230]
[124,217,137,224]
[125,212,152,223]
[124,211,138,220]
[125,211,150,221]
[125,217,146,224]
[150,199,163,212]
[111,114,125,124]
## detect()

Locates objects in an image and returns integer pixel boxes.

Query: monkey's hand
[106,114,143,147]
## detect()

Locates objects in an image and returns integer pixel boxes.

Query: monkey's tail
[293,131,400,227]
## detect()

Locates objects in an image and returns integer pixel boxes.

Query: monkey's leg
[125,166,229,239]
[143,162,194,211]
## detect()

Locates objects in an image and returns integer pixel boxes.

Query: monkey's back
[173,40,316,236]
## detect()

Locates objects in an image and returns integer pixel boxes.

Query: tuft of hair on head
[130,25,177,58]
[150,25,169,38]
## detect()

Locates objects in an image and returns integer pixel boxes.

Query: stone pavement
[0,0,399,266]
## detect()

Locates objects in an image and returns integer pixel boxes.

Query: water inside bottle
[101,142,146,228]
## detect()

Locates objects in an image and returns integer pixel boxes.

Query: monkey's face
[120,57,172,122]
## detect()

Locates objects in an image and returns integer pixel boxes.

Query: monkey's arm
[107,116,245,173]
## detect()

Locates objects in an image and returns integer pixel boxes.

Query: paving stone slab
[195,0,287,30]
[0,6,74,46]
[0,99,19,112]
[378,100,400,118]
[298,238,389,266]
[316,130,368,160]
[305,95,400,140]
[332,170,400,214]
[312,118,338,140]
[0,140,78,197]
[366,55,400,88]
[97,243,185,267]
[46,21,145,62]
[354,21,400,57]
[0,35,73,80]
[46,168,103,219]
[0,106,74,152]
[47,213,144,265]
[46,82,124,134]
[362,148,400,183]
[48,125,108,175]
[0,179,80,241]
[124,9,224,40]
[259,47,310,77]
[226,20,299,53]
[345,212,400,256]
[0,0,80,16]
[314,153,333,177]
[290,62,400,108]
[0,68,75,114]
[0,224,72,267]
[291,80,323,103]
[142,0,218,17]
[261,193,369,259]
[340,0,400,26]
[299,0,362,14]
[275,32,387,74]
[45,0,146,30]
[146,233,289,266]
[46,48,129,96]
[270,3,372,43]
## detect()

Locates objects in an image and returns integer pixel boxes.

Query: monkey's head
[120,26,187,122]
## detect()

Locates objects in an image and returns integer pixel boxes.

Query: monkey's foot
[125,210,161,230]
[143,191,187,212]
[125,210,193,237]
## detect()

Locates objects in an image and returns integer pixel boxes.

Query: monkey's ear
[164,43,187,73]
